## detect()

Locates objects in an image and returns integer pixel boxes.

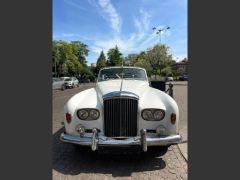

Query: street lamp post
[55,42,62,77]
[55,48,58,77]
[152,26,170,44]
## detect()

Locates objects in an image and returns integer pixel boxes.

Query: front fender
[138,87,179,135]
[64,88,104,135]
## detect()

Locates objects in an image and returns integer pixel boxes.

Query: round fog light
[156,125,167,136]
[75,124,85,136]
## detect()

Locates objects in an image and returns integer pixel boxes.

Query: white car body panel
[64,79,179,137]
[61,67,181,151]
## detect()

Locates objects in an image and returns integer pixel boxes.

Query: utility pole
[55,47,58,77]
[55,42,62,77]
[152,26,170,44]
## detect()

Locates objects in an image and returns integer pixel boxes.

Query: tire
[147,146,169,156]
[61,85,65,91]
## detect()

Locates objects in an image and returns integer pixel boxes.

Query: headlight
[141,109,165,121]
[77,109,100,120]
[89,109,100,120]
[77,109,89,120]
[142,110,153,120]
[153,110,165,120]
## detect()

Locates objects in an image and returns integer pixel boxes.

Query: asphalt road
[52,82,188,180]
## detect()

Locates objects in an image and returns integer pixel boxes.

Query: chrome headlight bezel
[141,109,165,121]
[76,108,100,120]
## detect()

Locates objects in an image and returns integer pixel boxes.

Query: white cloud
[63,0,94,12]
[97,0,122,32]
[90,8,160,58]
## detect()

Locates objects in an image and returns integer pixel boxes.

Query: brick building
[172,58,188,75]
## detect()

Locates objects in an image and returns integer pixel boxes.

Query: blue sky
[53,0,187,65]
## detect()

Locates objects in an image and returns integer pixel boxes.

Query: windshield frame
[97,67,149,82]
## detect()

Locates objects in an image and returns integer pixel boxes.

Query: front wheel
[147,146,170,156]
[61,85,65,91]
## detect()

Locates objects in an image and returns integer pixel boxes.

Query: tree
[96,50,107,72]
[52,40,90,77]
[52,40,63,76]
[124,53,138,66]
[145,44,173,78]
[134,59,152,76]
[70,41,89,66]
[107,45,123,66]
[137,51,147,61]
[161,66,173,76]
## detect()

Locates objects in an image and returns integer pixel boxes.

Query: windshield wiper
[115,74,121,79]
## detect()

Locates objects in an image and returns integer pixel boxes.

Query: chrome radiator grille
[103,98,138,137]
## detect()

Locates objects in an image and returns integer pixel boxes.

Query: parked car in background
[64,77,79,88]
[60,77,70,82]
[60,67,181,154]
[79,78,90,83]
[52,78,65,90]
[178,75,188,81]
[165,76,174,81]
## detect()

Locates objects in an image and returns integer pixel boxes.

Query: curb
[178,142,188,162]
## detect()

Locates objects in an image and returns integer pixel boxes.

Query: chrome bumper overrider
[60,128,182,152]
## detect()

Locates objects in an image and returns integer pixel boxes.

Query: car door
[52,79,58,89]
[58,79,63,89]
[72,77,75,86]
[74,77,78,85]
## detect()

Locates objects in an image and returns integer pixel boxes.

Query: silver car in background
[52,78,65,90]
[64,77,79,88]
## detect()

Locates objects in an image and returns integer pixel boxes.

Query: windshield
[53,78,60,82]
[98,68,147,82]
[65,78,72,81]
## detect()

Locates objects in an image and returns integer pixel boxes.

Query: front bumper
[64,84,73,87]
[60,128,182,152]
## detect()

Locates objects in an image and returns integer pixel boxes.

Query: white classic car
[60,67,181,153]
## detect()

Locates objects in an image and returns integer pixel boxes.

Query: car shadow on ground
[53,127,167,177]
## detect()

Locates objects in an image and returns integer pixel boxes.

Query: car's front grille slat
[104,98,138,137]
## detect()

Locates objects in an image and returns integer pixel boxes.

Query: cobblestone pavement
[52,82,188,180]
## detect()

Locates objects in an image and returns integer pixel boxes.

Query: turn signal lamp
[170,113,176,124]
[66,112,72,123]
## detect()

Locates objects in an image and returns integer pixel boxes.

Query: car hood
[96,80,150,98]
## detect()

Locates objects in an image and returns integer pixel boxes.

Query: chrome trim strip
[141,129,147,152]
[102,91,139,100]
[60,132,182,151]
[91,128,98,151]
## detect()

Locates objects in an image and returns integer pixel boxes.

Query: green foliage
[52,40,89,77]
[145,44,173,76]
[137,51,147,61]
[124,53,139,66]
[81,66,93,76]
[53,39,177,79]
[71,41,89,66]
[161,66,173,76]
[107,45,123,66]
[96,50,107,72]
[134,59,152,76]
